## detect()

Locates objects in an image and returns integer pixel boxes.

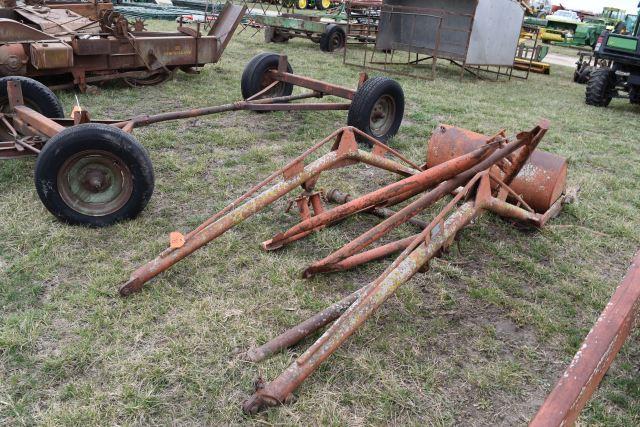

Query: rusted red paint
[238,122,572,415]
[531,251,640,427]
[426,124,567,213]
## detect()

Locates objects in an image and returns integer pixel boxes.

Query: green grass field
[1,21,639,425]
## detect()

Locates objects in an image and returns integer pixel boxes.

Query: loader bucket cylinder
[426,125,567,213]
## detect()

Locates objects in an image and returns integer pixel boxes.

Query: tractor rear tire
[573,65,593,84]
[347,77,404,144]
[34,123,154,227]
[0,76,64,117]
[241,53,294,100]
[316,0,331,10]
[630,85,640,105]
[319,24,346,52]
[586,68,616,107]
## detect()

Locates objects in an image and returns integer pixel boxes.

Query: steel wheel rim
[298,0,307,8]
[58,149,133,216]
[330,32,343,50]
[369,94,396,137]
[321,0,330,8]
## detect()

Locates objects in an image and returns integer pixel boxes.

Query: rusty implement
[113,117,571,412]
[0,55,404,226]
[531,251,640,427]
[0,1,245,91]
[240,122,572,414]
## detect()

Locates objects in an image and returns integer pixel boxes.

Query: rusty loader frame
[0,53,405,226]
[114,117,573,414]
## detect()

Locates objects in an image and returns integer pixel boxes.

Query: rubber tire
[319,25,346,52]
[586,68,616,107]
[241,53,293,100]
[347,77,404,144]
[34,123,154,227]
[316,0,330,10]
[630,85,640,105]
[574,65,593,84]
[0,76,64,118]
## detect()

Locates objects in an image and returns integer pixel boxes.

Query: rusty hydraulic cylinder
[325,189,428,229]
[243,201,480,414]
[531,251,640,427]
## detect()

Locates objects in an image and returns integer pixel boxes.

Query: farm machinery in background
[260,0,336,10]
[586,7,630,32]
[538,9,605,48]
[525,6,638,49]
[0,53,405,226]
[255,0,379,52]
[572,5,640,109]
[0,1,245,91]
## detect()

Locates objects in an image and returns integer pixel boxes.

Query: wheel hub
[369,95,396,137]
[81,168,112,192]
[58,150,133,216]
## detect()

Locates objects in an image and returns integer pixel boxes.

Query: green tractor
[585,6,640,107]
[281,0,333,10]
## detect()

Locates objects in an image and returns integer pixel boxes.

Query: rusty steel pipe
[325,189,428,229]
[531,251,640,427]
[327,233,420,273]
[244,289,364,363]
[302,124,548,278]
[243,201,480,414]
[269,70,357,100]
[119,92,329,129]
[120,150,345,296]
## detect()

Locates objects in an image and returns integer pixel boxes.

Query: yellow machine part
[540,28,565,42]
[513,58,550,74]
